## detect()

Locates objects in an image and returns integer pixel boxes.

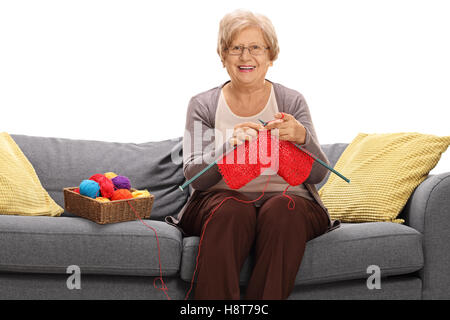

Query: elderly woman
[166,9,339,300]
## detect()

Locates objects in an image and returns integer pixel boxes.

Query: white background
[1,0,449,173]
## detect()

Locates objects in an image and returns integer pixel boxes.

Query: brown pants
[178,189,330,300]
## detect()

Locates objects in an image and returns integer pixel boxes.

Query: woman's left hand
[264,112,307,145]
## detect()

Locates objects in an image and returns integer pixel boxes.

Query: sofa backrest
[11,134,189,220]
[10,134,348,219]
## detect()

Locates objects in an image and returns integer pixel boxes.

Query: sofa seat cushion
[180,222,423,286]
[0,215,182,277]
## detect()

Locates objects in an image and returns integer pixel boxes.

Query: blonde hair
[217,9,279,63]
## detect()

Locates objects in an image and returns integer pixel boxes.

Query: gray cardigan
[166,79,340,232]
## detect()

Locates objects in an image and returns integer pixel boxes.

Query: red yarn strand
[184,175,272,300]
[128,201,171,300]
[128,127,317,299]
[129,174,300,300]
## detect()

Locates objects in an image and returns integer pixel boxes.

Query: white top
[209,84,313,206]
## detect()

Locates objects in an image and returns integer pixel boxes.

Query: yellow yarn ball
[96,197,111,202]
[132,189,150,198]
[104,172,118,180]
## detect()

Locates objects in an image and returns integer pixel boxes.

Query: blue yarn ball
[79,179,101,199]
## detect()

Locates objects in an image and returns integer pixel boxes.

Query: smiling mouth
[238,66,256,72]
[238,66,256,70]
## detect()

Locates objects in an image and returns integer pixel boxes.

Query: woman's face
[223,26,273,89]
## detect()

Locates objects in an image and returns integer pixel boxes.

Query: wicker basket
[63,187,154,224]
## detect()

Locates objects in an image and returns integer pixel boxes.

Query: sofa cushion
[0,215,182,277]
[319,132,450,223]
[180,222,423,286]
[10,134,189,220]
[0,132,63,217]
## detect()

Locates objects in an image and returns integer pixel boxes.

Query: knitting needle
[178,119,350,192]
[258,119,350,183]
[178,144,239,192]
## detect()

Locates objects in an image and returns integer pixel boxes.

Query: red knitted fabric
[217,130,314,189]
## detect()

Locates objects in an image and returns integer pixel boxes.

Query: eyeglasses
[225,44,270,56]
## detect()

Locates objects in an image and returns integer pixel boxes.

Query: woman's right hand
[228,122,265,147]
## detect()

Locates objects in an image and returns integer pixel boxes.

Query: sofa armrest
[401,172,450,299]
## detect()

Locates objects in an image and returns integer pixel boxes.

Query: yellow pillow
[0,132,63,216]
[318,132,450,223]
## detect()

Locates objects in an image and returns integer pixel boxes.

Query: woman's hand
[229,121,265,147]
[264,112,307,145]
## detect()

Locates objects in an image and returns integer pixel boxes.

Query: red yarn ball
[89,173,105,182]
[111,189,133,201]
[89,173,115,199]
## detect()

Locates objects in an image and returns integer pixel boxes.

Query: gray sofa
[1,133,449,300]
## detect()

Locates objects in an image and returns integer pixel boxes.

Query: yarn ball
[79,180,101,199]
[132,189,150,198]
[89,173,114,198]
[96,197,111,202]
[89,173,105,182]
[111,189,133,201]
[104,172,118,180]
[73,188,80,194]
[111,175,131,190]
